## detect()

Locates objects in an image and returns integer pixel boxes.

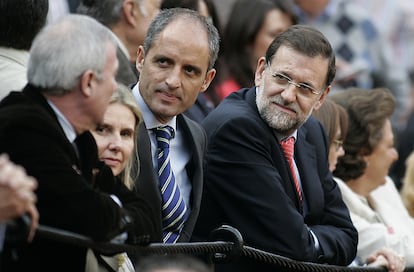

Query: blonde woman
[86,83,144,272]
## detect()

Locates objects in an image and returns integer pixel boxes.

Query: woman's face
[329,128,344,172]
[92,103,136,176]
[363,119,398,188]
[251,9,293,70]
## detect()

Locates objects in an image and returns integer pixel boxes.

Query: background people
[215,0,297,101]
[312,99,347,172]
[293,0,411,133]
[132,8,219,243]
[193,25,357,271]
[312,99,406,272]
[77,0,161,86]
[0,15,158,271]
[331,87,414,266]
[0,0,49,99]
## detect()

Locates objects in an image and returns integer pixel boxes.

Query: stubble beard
[256,84,308,134]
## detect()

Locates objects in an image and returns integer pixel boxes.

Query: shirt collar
[47,99,77,143]
[276,131,298,143]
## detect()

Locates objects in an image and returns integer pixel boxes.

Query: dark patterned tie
[153,126,187,243]
[280,137,303,205]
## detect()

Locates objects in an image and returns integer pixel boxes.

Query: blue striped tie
[154,126,187,243]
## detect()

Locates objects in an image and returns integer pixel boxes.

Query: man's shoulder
[0,90,56,131]
[203,88,260,127]
[179,113,206,141]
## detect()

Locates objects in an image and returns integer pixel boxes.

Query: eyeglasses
[333,139,343,151]
[266,63,323,97]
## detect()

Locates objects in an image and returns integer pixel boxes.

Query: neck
[45,93,90,135]
[345,176,374,198]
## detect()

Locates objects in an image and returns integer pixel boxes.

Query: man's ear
[313,86,331,110]
[79,70,95,97]
[200,68,216,93]
[254,57,267,87]
[136,45,145,72]
[122,0,139,27]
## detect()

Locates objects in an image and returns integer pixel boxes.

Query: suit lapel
[295,127,324,217]
[176,115,205,242]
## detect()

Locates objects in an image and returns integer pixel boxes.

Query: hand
[0,154,39,242]
[366,247,405,272]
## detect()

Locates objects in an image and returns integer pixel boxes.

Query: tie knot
[154,126,175,148]
[280,137,295,159]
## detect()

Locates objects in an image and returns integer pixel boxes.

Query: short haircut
[143,7,220,70]
[27,14,117,94]
[265,25,336,88]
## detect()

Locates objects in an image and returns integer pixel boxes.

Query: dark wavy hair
[331,88,396,181]
[0,0,49,50]
[222,0,297,88]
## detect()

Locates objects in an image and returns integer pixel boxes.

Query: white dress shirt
[132,84,192,210]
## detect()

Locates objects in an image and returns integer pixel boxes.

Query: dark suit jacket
[134,114,206,242]
[0,85,158,271]
[193,87,358,271]
[184,93,214,124]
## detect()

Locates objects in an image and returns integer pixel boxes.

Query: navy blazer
[134,114,206,242]
[0,85,158,271]
[193,87,358,271]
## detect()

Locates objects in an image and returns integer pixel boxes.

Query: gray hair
[76,0,146,27]
[143,7,220,70]
[27,14,117,94]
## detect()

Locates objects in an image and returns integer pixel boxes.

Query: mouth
[157,90,180,103]
[272,101,296,115]
[102,157,121,167]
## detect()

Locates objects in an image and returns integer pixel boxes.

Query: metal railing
[5,219,398,272]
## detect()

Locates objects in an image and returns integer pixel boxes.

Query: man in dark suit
[193,25,358,270]
[77,0,160,86]
[131,8,219,243]
[0,15,158,271]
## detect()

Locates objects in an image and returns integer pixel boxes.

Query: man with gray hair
[77,0,160,85]
[0,14,158,271]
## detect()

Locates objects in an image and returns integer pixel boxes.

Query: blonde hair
[401,151,414,217]
[110,83,143,190]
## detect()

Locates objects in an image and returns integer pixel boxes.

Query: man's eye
[299,84,313,92]
[274,74,288,83]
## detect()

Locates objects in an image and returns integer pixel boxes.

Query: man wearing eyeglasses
[192,25,358,271]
